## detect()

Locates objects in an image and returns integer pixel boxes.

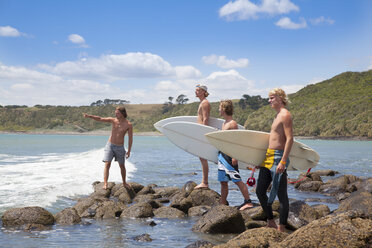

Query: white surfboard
[205,130,319,171]
[154,116,244,133]
[162,121,220,163]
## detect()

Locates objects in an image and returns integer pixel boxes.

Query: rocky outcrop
[334,190,372,217]
[214,227,288,248]
[279,211,372,248]
[2,206,54,227]
[192,205,245,234]
[55,207,81,225]
[153,206,186,219]
[287,201,320,229]
[120,202,154,218]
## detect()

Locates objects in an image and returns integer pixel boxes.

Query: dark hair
[116,106,127,118]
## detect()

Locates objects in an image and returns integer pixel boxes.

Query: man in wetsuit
[256,88,293,232]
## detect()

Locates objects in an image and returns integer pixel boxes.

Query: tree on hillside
[175,94,189,105]
[239,94,268,110]
[162,96,174,113]
[90,99,130,106]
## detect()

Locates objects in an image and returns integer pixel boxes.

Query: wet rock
[318,175,349,195]
[74,197,96,216]
[128,182,145,193]
[153,206,186,219]
[188,206,211,217]
[294,177,312,188]
[120,202,154,218]
[94,201,126,219]
[137,186,155,195]
[287,201,320,230]
[133,233,152,242]
[117,187,136,204]
[154,186,180,198]
[334,190,372,217]
[23,223,51,232]
[93,182,114,198]
[2,206,54,227]
[192,205,245,234]
[182,181,197,196]
[335,192,351,201]
[243,206,266,221]
[279,211,372,248]
[214,227,288,248]
[169,192,193,213]
[298,181,323,191]
[186,188,220,207]
[55,207,81,225]
[185,240,214,248]
[148,220,157,226]
[311,204,330,218]
[312,169,338,177]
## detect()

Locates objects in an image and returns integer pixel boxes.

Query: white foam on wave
[0,149,136,211]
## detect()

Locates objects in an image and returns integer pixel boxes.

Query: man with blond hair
[84,106,133,190]
[194,83,211,189]
[256,88,293,232]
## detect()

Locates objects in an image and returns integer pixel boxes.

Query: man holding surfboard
[194,84,211,189]
[218,100,253,210]
[256,88,293,232]
[83,106,133,190]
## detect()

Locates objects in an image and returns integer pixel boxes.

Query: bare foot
[239,202,254,211]
[194,183,209,189]
[267,219,278,229]
[278,224,286,232]
[103,183,108,190]
[122,182,132,189]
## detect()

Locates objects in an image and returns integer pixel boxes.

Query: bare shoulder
[201,99,210,106]
[229,120,238,130]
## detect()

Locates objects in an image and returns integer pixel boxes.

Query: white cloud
[10,83,34,90]
[275,17,307,29]
[219,0,299,21]
[310,16,335,26]
[308,77,325,85]
[155,80,180,91]
[202,55,249,69]
[68,34,89,48]
[0,26,23,37]
[39,52,200,81]
[280,84,305,94]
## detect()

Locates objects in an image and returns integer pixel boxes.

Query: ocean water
[0,134,371,247]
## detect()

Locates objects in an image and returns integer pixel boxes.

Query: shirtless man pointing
[84,106,133,189]
[194,84,211,189]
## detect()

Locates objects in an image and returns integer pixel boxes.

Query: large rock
[74,197,96,216]
[185,240,214,248]
[192,205,245,234]
[279,211,372,248]
[55,207,81,225]
[128,182,145,193]
[154,186,180,198]
[242,206,267,221]
[287,201,320,229]
[93,182,114,198]
[186,188,220,207]
[214,227,288,248]
[188,206,211,217]
[2,206,54,227]
[311,204,331,218]
[116,187,136,204]
[298,181,323,191]
[312,169,338,177]
[169,192,193,213]
[335,190,372,217]
[120,202,154,218]
[182,181,197,195]
[153,206,186,219]
[318,175,349,195]
[137,186,155,195]
[94,201,127,219]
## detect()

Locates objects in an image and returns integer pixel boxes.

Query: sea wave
[0,149,136,213]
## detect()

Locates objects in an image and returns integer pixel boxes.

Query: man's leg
[195,158,209,189]
[256,167,277,228]
[118,163,130,189]
[277,171,289,232]
[220,182,229,205]
[235,181,253,210]
[103,161,111,189]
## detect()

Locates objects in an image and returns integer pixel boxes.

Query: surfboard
[154,116,244,133]
[161,121,253,169]
[161,121,220,163]
[205,130,319,171]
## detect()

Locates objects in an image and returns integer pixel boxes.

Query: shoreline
[1,130,370,140]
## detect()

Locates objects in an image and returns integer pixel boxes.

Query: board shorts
[218,152,242,183]
[260,149,289,204]
[103,142,126,165]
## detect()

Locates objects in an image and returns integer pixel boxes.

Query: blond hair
[269,88,290,106]
[196,83,209,97]
[220,99,233,116]
[116,106,127,118]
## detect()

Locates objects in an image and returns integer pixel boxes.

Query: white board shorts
[103,142,126,165]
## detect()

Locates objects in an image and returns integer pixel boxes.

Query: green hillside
[245,70,372,137]
[0,70,371,138]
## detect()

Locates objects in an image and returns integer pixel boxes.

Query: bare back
[268,108,292,150]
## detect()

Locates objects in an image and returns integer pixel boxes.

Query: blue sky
[0,0,371,106]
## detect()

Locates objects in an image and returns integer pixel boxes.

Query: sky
[0,0,371,106]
